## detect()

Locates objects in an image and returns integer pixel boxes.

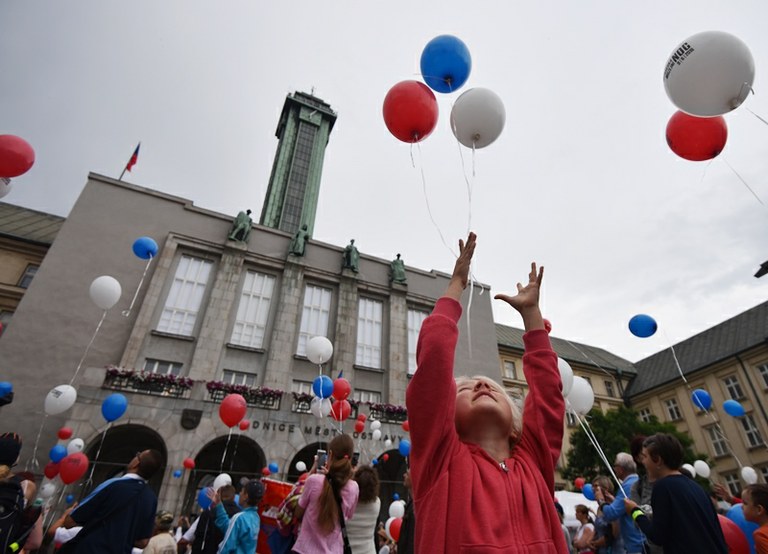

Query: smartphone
[352,451,360,467]
[316,449,327,468]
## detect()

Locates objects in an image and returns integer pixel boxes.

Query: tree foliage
[562,406,706,485]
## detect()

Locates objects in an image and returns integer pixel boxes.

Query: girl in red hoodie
[406,232,567,553]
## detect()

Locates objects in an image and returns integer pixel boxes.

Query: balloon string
[70,310,108,386]
[747,107,768,127]
[42,487,67,538]
[562,340,621,380]
[122,254,153,317]
[230,432,241,471]
[721,157,766,208]
[27,413,49,471]
[573,411,626,498]
[86,422,112,487]
[415,140,458,258]
[220,428,233,471]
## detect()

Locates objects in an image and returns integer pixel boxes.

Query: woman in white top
[572,504,595,554]
[346,465,381,554]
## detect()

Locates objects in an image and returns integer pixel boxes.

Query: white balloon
[682,463,696,477]
[0,178,12,199]
[370,420,382,431]
[310,397,332,418]
[89,275,122,310]
[450,87,506,148]
[44,385,77,415]
[66,438,85,455]
[664,31,755,117]
[306,336,334,364]
[385,516,396,541]
[566,377,594,416]
[557,358,574,397]
[389,500,405,518]
[39,482,57,499]
[693,460,711,479]
[384,439,393,447]
[295,461,307,472]
[372,429,382,441]
[742,466,758,485]
[213,473,232,491]
[379,546,390,554]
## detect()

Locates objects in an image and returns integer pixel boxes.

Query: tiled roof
[626,300,768,396]
[0,202,65,244]
[496,323,637,376]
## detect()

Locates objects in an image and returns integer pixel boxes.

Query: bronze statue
[289,224,310,256]
[390,253,407,284]
[342,239,360,273]
[228,209,253,242]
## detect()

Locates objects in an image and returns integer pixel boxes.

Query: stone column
[333,269,359,385]
[387,284,409,405]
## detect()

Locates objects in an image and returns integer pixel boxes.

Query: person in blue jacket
[209,479,264,554]
[593,452,646,554]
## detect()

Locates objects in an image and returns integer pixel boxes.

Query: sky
[1,1,767,363]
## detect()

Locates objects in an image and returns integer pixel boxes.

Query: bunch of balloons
[663,31,755,162]
[557,358,595,416]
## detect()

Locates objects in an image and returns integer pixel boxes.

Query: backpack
[0,478,25,553]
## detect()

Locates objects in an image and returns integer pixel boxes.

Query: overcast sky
[2,1,767,363]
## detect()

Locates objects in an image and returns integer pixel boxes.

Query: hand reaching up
[445,232,476,301]
[494,262,545,331]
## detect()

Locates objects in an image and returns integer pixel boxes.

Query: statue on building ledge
[342,239,359,273]
[289,224,310,256]
[228,209,253,242]
[390,253,407,285]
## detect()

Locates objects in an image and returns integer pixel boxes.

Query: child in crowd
[741,483,768,554]
[210,479,264,554]
[406,232,567,553]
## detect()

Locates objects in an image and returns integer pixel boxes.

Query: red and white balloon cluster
[663,31,755,161]
[382,35,505,149]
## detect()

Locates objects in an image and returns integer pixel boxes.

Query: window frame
[143,358,183,376]
[17,264,39,289]
[156,254,215,336]
[407,308,429,375]
[296,284,333,357]
[355,297,384,369]
[230,269,276,349]
[723,375,746,400]
[664,397,682,421]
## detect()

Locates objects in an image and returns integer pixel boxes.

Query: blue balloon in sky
[723,399,746,417]
[398,439,411,457]
[49,444,67,463]
[173,469,182,478]
[101,393,128,422]
[420,35,472,93]
[268,462,279,474]
[582,483,595,501]
[691,389,712,410]
[198,487,212,510]
[628,314,657,338]
[312,375,334,399]
[0,381,12,396]
[132,236,159,260]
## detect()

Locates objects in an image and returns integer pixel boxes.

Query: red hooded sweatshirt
[406,297,568,554]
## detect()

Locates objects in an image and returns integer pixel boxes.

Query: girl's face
[742,490,762,523]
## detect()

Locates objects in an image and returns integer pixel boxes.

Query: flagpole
[119,142,141,181]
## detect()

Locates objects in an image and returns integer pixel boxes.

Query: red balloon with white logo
[59,452,89,484]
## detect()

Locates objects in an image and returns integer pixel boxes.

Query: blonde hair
[455,376,523,443]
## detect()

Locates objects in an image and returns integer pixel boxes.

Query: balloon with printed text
[45,384,77,415]
[59,452,89,484]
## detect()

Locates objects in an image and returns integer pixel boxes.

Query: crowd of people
[1,232,765,553]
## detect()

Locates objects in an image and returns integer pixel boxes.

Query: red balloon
[183,457,195,470]
[219,394,247,427]
[59,453,89,484]
[0,135,35,178]
[354,421,365,433]
[239,419,250,431]
[574,477,585,490]
[382,81,438,143]
[261,467,271,476]
[389,517,403,542]
[543,319,552,334]
[57,427,73,440]
[382,454,389,462]
[330,400,352,422]
[402,420,410,432]
[44,462,59,479]
[718,514,750,554]
[333,378,352,401]
[666,111,728,161]
[357,413,367,422]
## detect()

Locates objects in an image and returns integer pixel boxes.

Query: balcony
[205,382,283,410]
[369,403,408,424]
[103,368,193,399]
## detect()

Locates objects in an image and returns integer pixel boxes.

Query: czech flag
[125,143,140,172]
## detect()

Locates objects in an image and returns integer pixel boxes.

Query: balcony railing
[206,383,283,410]
[369,404,408,424]
[103,369,193,399]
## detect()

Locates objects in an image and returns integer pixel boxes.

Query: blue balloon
[420,35,472,93]
[235,493,242,508]
[726,503,758,553]
[49,444,67,463]
[398,439,411,457]
[723,399,746,417]
[582,483,595,501]
[173,469,182,478]
[197,487,212,510]
[132,236,159,260]
[268,462,279,474]
[0,381,12,396]
[101,393,128,422]
[372,459,379,466]
[628,314,657,338]
[65,494,75,504]
[312,375,334,399]
[691,389,712,410]
[393,493,400,501]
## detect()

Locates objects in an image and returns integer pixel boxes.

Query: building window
[157,255,214,336]
[0,311,12,337]
[231,271,275,349]
[706,426,729,457]
[741,414,764,448]
[638,407,652,423]
[279,122,317,233]
[723,375,745,400]
[143,359,182,376]
[407,309,428,375]
[291,380,313,413]
[604,380,615,398]
[760,466,768,484]
[502,360,517,380]
[222,370,256,387]
[583,376,592,387]
[356,298,383,369]
[352,389,382,404]
[296,285,332,356]
[17,264,38,289]
[758,364,768,388]
[724,472,741,496]
[664,398,682,421]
